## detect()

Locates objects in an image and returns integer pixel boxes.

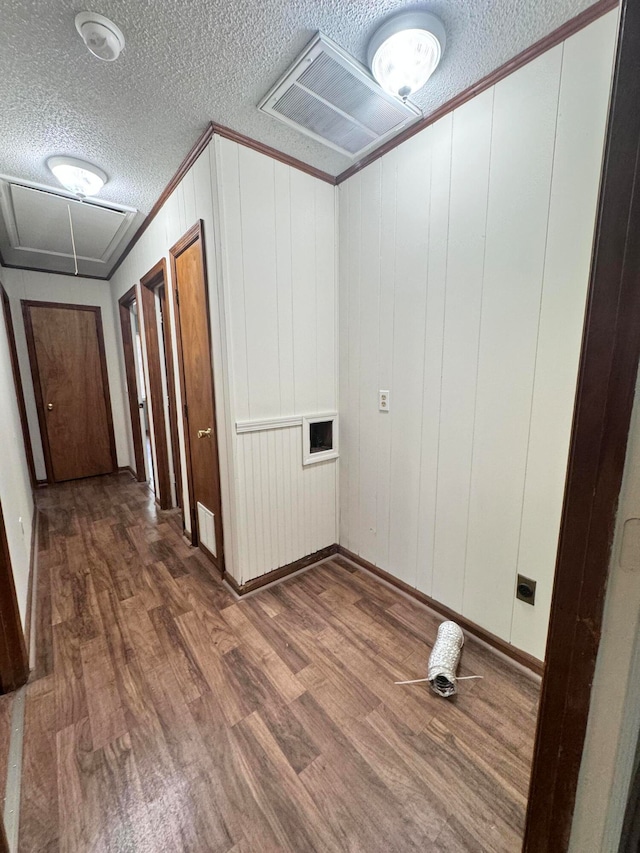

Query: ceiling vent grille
[258,33,421,158]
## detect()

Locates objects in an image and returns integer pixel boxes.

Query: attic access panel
[0,182,136,264]
[259,33,421,158]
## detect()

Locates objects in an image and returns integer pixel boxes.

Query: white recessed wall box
[302,414,339,466]
[258,33,420,158]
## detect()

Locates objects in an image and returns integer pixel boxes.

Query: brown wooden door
[171,222,224,571]
[23,302,117,483]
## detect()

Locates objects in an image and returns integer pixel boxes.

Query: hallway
[18,474,538,852]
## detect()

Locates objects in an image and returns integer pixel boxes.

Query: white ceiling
[1,0,600,277]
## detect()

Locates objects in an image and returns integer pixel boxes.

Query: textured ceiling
[2,0,599,220]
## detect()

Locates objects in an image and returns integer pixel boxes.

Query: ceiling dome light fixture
[367,11,446,101]
[75,12,125,62]
[46,156,108,198]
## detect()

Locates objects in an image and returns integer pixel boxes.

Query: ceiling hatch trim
[258,33,420,158]
[0,178,137,271]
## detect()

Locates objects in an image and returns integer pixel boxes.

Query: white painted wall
[0,270,34,627]
[0,268,129,481]
[337,12,617,660]
[110,136,338,584]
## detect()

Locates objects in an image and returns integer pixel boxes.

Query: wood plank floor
[18,473,539,852]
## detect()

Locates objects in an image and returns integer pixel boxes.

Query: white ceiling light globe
[46,156,108,198]
[368,11,446,100]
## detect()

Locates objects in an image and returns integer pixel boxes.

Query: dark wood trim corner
[139,260,174,510]
[226,544,340,596]
[107,121,336,282]
[108,123,216,279]
[0,283,37,489]
[209,123,337,186]
[118,286,146,483]
[335,0,619,184]
[524,0,639,849]
[338,546,544,676]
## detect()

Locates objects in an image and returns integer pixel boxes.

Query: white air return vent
[197,502,217,557]
[259,33,421,158]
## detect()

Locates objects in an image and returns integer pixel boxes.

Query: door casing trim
[21,300,117,484]
[169,220,225,575]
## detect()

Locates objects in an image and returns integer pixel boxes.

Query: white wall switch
[379,390,390,411]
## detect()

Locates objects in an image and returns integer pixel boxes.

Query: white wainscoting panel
[338,12,617,660]
[235,426,337,584]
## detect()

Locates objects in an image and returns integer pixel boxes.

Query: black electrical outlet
[516,574,536,605]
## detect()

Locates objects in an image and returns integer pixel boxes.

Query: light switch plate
[379,390,390,412]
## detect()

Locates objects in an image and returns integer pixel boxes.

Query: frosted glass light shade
[47,156,107,198]
[368,12,445,100]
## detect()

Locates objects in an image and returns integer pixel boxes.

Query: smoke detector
[75,12,125,62]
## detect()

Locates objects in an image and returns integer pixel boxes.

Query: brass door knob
[47,403,54,411]
[197,427,212,439]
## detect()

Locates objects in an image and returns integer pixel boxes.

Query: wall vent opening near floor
[197,502,217,557]
[258,33,421,158]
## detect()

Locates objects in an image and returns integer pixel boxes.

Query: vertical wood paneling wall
[216,139,338,581]
[338,12,617,660]
[111,137,338,584]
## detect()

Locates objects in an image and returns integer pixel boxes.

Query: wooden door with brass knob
[171,221,224,572]
[22,301,117,483]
